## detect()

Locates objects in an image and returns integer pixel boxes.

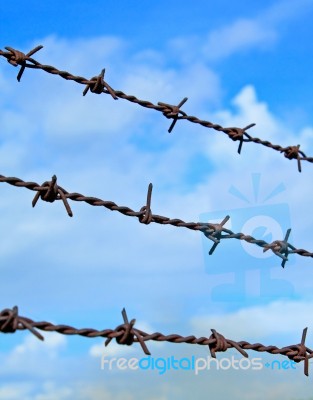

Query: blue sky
[1,1,313,399]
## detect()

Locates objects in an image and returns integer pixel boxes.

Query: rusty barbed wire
[0,306,311,376]
[0,44,312,383]
[0,45,312,172]
[0,173,312,265]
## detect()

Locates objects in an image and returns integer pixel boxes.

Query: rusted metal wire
[0,306,311,376]
[0,45,312,381]
[0,45,312,172]
[0,173,312,265]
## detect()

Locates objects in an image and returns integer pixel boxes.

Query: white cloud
[168,0,313,64]
[13,332,66,354]
[0,333,66,377]
[263,0,313,25]
[0,375,310,400]
[202,19,277,61]
[89,341,135,358]
[190,299,313,340]
[0,384,33,400]
[33,35,127,74]
[299,126,313,150]
[0,374,171,400]
[198,84,289,175]
[216,85,279,133]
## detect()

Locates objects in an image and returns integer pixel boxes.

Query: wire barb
[282,145,306,172]
[0,306,44,340]
[227,123,256,154]
[4,45,43,81]
[158,97,188,133]
[82,68,117,99]
[32,175,73,217]
[263,228,295,268]
[105,308,151,355]
[299,327,310,377]
[139,183,153,224]
[202,216,232,255]
[209,329,248,358]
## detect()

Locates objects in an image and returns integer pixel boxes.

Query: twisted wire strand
[0,45,312,172]
[0,173,312,264]
[0,306,311,376]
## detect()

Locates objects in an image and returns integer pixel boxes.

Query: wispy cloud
[0,333,67,377]
[169,0,313,63]
[202,19,277,61]
[190,299,313,340]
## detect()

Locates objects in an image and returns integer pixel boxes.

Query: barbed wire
[0,45,312,172]
[0,44,312,382]
[0,306,311,376]
[0,173,312,265]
